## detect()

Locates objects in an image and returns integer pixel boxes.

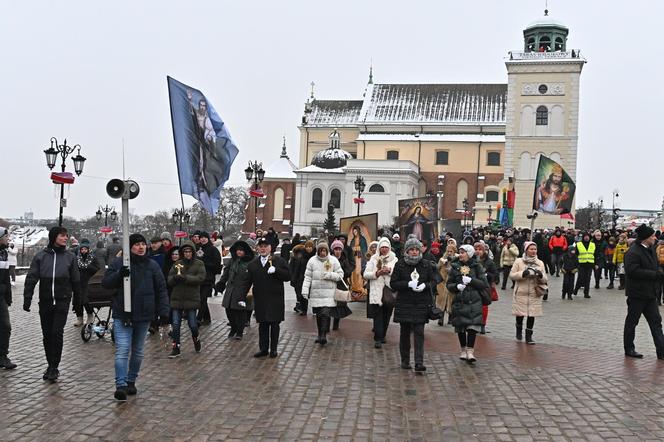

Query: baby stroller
[81,268,116,343]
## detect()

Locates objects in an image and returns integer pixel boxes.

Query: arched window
[536,106,548,126]
[456,179,468,209]
[330,188,341,208]
[311,188,323,208]
[369,184,384,192]
[485,190,499,202]
[386,150,399,160]
[554,37,564,51]
[487,152,501,166]
[539,36,551,52]
[273,188,284,220]
[526,37,536,52]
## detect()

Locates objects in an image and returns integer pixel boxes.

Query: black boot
[315,315,323,344]
[525,329,535,345]
[332,318,340,331]
[320,316,329,346]
[516,325,523,341]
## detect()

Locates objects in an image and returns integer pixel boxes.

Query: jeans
[171,309,198,345]
[38,299,70,368]
[372,304,394,342]
[550,254,563,275]
[114,320,150,387]
[197,284,212,322]
[0,297,10,357]
[258,321,280,353]
[399,323,425,365]
[623,297,664,357]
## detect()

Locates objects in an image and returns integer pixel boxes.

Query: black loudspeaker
[125,180,140,199]
[106,179,125,199]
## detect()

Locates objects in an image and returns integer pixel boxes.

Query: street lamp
[597,198,604,230]
[44,137,86,226]
[354,175,366,216]
[172,208,191,230]
[470,208,477,229]
[462,198,470,230]
[245,161,265,232]
[487,205,493,226]
[611,190,620,231]
[96,204,116,240]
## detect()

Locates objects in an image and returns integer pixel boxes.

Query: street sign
[174,230,188,239]
[99,226,113,234]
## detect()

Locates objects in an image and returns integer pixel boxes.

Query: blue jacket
[102,254,169,322]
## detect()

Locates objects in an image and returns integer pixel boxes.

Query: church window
[273,188,284,220]
[555,37,564,51]
[487,152,501,166]
[456,179,468,209]
[538,84,548,94]
[435,151,449,165]
[330,188,341,209]
[485,190,499,202]
[539,36,551,52]
[311,188,323,208]
[369,184,384,193]
[526,37,536,52]
[536,106,549,126]
[386,150,399,160]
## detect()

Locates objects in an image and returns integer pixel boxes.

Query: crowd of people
[1,222,664,402]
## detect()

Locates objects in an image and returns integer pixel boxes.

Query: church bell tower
[503,9,586,228]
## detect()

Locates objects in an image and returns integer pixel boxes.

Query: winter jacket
[216,241,254,310]
[390,257,436,324]
[102,254,169,322]
[247,255,290,323]
[168,257,206,310]
[478,255,499,285]
[548,235,568,255]
[199,242,222,283]
[604,244,616,266]
[447,257,489,328]
[302,255,344,308]
[562,252,579,273]
[363,251,398,306]
[0,246,11,306]
[509,257,547,317]
[7,246,17,266]
[613,242,628,265]
[593,239,607,267]
[435,255,455,313]
[500,244,520,267]
[24,245,81,308]
[624,242,661,301]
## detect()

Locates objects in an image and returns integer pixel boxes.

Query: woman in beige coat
[509,241,548,345]
[436,244,457,326]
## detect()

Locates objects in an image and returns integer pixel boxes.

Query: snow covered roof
[525,17,568,30]
[311,146,353,169]
[297,164,345,174]
[360,84,507,125]
[305,100,363,127]
[357,133,505,142]
[9,226,49,247]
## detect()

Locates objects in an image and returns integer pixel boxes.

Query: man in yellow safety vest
[574,232,596,298]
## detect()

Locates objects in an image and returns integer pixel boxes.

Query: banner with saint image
[532,155,575,215]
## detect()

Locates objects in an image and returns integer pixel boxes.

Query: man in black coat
[247,237,290,358]
[196,231,222,325]
[0,227,16,369]
[623,224,664,359]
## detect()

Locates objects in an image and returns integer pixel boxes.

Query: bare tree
[217,186,249,232]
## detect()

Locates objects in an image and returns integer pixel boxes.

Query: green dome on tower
[523,10,569,53]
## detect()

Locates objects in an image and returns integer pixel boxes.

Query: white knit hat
[459,244,475,258]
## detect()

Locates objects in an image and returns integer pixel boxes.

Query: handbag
[334,279,351,303]
[490,285,499,302]
[350,290,368,302]
[381,285,397,305]
[429,305,444,320]
[480,287,492,306]
[535,283,548,297]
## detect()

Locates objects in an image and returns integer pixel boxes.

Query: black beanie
[129,233,147,248]
[199,231,210,239]
[48,226,68,245]
[635,224,655,241]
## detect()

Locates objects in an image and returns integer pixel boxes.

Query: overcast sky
[1,0,661,221]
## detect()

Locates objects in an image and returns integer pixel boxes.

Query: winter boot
[480,325,486,335]
[114,387,128,401]
[193,336,201,353]
[525,329,536,345]
[169,343,181,358]
[73,316,84,327]
[607,283,614,289]
[459,347,468,360]
[466,348,476,364]
[126,382,138,395]
[516,325,523,341]
[0,356,17,370]
[320,316,329,346]
[332,318,340,331]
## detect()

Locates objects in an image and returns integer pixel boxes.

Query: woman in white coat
[302,241,344,346]
[364,237,398,348]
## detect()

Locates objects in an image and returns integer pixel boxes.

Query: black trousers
[226,308,246,336]
[258,321,280,353]
[562,272,576,296]
[574,266,593,295]
[457,330,477,348]
[39,299,70,369]
[501,266,514,289]
[197,284,212,322]
[295,287,308,314]
[593,264,603,287]
[373,304,394,342]
[399,323,425,365]
[623,297,664,356]
[0,297,10,357]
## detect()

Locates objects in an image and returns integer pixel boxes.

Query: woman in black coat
[475,242,498,335]
[289,241,315,315]
[447,244,489,365]
[390,236,436,373]
[216,241,254,339]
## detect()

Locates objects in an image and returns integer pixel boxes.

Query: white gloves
[238,301,246,308]
[457,283,466,292]
[408,280,418,290]
[267,266,276,274]
[413,283,426,292]
[462,276,472,285]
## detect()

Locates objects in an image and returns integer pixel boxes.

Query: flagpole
[166,76,188,233]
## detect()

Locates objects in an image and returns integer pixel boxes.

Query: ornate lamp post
[245,161,265,232]
[462,198,470,229]
[470,208,477,229]
[96,204,117,240]
[611,190,620,231]
[354,176,366,216]
[597,198,604,230]
[172,209,191,232]
[44,137,86,226]
[487,205,493,226]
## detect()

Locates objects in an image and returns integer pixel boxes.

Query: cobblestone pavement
[2,274,664,441]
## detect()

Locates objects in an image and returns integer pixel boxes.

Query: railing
[508,50,583,61]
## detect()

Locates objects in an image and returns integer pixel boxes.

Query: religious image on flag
[167,76,239,214]
[532,155,576,215]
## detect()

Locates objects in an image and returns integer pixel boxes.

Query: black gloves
[174,274,187,284]
[159,315,170,326]
[23,299,30,312]
[120,266,130,277]
[534,270,543,279]
[522,269,531,278]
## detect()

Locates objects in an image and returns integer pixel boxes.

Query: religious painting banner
[532,155,576,215]
[397,197,437,243]
[339,213,378,301]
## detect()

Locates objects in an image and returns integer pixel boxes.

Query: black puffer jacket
[24,245,81,307]
[103,254,169,322]
[217,241,254,310]
[199,241,222,283]
[390,257,436,324]
[447,257,489,328]
[0,246,11,306]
